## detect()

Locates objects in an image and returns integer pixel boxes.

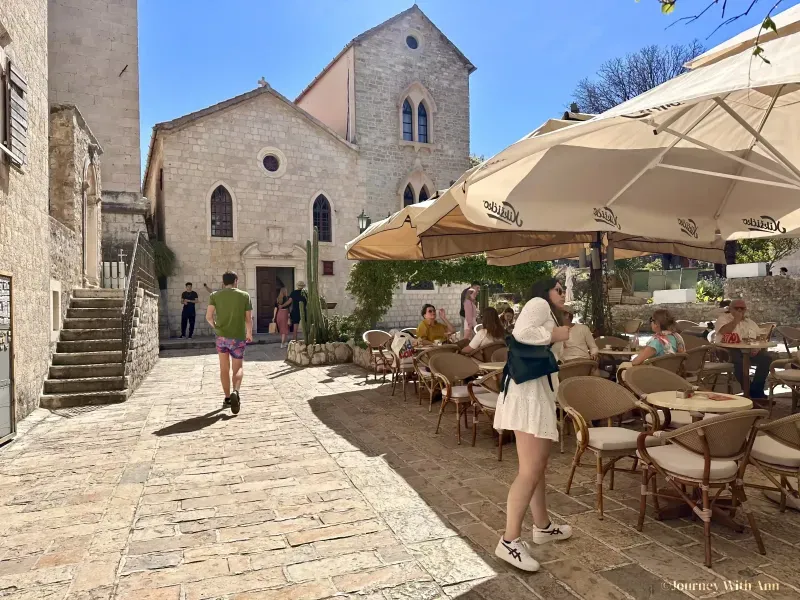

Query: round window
[263,155,280,172]
[406,35,419,50]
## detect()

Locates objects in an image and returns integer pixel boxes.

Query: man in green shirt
[205,271,253,414]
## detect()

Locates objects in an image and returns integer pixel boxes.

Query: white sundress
[493,297,562,441]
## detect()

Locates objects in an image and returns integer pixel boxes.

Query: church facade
[144,6,474,336]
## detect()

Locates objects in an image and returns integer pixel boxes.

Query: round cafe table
[644,390,752,428]
[597,348,641,357]
[714,341,777,399]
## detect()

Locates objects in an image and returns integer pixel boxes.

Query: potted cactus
[299,227,332,345]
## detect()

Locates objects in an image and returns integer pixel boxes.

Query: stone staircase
[40,288,129,409]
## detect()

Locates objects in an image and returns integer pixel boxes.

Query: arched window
[418,103,428,143]
[210,185,233,237]
[403,185,415,207]
[418,186,429,202]
[402,99,413,141]
[313,195,332,242]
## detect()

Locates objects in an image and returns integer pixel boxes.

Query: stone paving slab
[1,345,800,599]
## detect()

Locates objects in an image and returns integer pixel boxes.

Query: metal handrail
[121,232,156,365]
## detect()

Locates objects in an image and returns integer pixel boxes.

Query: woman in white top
[460,307,505,357]
[559,306,598,363]
[493,278,573,572]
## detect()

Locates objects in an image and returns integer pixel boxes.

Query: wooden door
[256,267,277,333]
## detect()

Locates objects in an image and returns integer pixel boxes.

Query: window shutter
[5,60,28,166]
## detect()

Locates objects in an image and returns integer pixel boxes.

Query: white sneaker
[532,522,573,545]
[495,537,540,572]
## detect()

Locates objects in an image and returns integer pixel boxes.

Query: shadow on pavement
[152,408,235,436]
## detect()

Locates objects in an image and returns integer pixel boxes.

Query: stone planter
[286,340,354,367]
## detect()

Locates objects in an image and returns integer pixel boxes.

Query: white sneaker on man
[495,537,540,572]
[532,522,572,545]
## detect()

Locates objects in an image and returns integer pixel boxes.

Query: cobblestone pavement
[2,345,800,600]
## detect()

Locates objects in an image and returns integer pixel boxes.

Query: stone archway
[83,158,101,286]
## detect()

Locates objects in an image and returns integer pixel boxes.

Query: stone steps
[49,363,124,379]
[39,390,128,409]
[52,351,123,365]
[42,288,129,409]
[59,328,123,341]
[44,376,126,394]
[63,317,121,330]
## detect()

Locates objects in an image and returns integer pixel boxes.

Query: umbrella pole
[589,232,608,336]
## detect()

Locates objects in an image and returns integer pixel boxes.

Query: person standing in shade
[461,282,480,340]
[180,282,199,338]
[289,281,307,342]
[205,271,253,414]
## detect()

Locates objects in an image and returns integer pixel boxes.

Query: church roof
[295,4,476,104]
[142,84,357,193]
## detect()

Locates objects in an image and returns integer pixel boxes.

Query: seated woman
[501,306,516,334]
[631,309,686,366]
[560,305,598,363]
[416,304,456,345]
[461,307,506,357]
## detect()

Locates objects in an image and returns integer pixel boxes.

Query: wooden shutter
[5,60,28,166]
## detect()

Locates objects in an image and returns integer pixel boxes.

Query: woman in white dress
[494,278,573,572]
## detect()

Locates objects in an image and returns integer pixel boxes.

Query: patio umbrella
[345,199,436,261]
[415,27,800,249]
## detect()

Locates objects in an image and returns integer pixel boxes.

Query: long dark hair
[529,277,563,323]
[481,307,505,339]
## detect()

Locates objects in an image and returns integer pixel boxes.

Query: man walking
[205,271,253,414]
[180,282,199,338]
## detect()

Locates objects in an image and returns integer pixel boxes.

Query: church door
[256,267,278,333]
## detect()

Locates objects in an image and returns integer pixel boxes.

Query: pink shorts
[215,336,247,359]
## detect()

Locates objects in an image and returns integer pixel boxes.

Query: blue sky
[139,0,798,170]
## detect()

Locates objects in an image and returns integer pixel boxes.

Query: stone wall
[287,341,353,367]
[725,276,800,326]
[611,276,800,331]
[48,0,141,197]
[48,218,83,350]
[126,288,159,393]
[0,0,53,422]
[381,283,465,330]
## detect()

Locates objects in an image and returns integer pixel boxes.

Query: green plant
[151,240,176,280]
[301,228,331,345]
[696,276,725,304]
[736,239,800,272]
[346,256,552,328]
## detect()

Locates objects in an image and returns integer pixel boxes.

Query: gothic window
[419,186,429,203]
[403,184,415,208]
[313,195,332,242]
[418,103,428,143]
[402,99,413,141]
[210,185,233,237]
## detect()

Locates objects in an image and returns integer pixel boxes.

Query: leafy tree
[346,257,552,327]
[736,239,800,271]
[469,154,485,168]
[573,41,704,113]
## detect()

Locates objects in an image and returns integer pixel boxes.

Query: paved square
[2,345,800,599]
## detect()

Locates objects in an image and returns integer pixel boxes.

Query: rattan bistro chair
[625,365,699,430]
[644,352,688,375]
[431,353,481,444]
[558,377,660,519]
[622,319,643,338]
[363,330,392,383]
[594,336,630,349]
[387,345,417,402]
[747,413,800,512]
[777,326,800,358]
[474,341,506,364]
[468,370,504,460]
[556,359,600,453]
[413,346,458,410]
[636,410,768,567]
[491,347,508,363]
[767,353,800,416]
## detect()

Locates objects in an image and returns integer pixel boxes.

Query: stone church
[144,5,475,336]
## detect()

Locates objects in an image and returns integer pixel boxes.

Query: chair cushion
[774,369,800,383]
[448,385,473,399]
[576,427,661,451]
[639,444,738,481]
[646,410,695,429]
[418,366,431,376]
[751,434,800,468]
[476,393,498,409]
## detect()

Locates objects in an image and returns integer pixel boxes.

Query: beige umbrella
[685,4,800,70]
[345,199,435,260]
[417,28,800,246]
